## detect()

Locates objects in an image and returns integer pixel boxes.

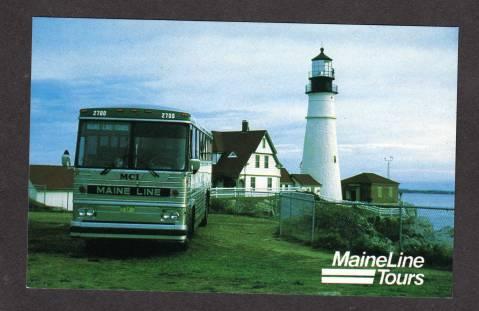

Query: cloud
[29,19,458,185]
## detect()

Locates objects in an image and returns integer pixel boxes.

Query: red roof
[30,165,73,190]
[291,174,321,186]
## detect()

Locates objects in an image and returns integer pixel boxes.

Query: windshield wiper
[148,169,159,178]
[100,168,111,175]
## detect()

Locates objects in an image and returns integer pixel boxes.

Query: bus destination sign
[87,185,171,197]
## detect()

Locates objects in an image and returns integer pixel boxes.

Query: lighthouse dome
[312,47,333,61]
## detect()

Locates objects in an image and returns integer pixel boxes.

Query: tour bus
[66,106,212,248]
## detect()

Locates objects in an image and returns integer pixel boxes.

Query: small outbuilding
[341,172,399,204]
[29,165,74,210]
[280,168,321,195]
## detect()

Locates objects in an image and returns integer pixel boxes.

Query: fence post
[279,193,282,236]
[311,195,316,246]
[399,202,403,252]
[289,193,293,217]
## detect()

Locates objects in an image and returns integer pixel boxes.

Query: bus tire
[187,207,195,238]
[200,194,209,227]
[179,239,189,251]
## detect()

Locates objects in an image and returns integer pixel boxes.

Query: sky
[30,18,458,189]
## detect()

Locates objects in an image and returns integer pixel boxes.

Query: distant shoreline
[399,189,455,195]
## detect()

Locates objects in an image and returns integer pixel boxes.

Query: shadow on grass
[28,220,187,259]
[84,239,185,259]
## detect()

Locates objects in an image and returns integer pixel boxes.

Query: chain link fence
[278,192,454,267]
[210,190,280,217]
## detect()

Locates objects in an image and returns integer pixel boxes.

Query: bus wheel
[178,239,189,251]
[200,204,208,227]
[200,192,209,227]
[187,208,195,238]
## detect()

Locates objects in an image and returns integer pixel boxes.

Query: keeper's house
[280,168,321,195]
[341,172,399,204]
[212,121,281,190]
[29,165,73,210]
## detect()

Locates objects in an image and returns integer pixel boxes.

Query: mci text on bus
[65,107,212,248]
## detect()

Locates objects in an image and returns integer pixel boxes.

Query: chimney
[242,120,249,132]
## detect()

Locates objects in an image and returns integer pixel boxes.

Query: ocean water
[400,192,455,229]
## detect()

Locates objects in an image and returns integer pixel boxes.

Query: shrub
[286,203,453,268]
[209,196,277,217]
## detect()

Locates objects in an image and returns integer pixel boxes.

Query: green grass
[27,211,452,296]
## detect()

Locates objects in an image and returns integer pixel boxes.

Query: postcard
[28,18,457,298]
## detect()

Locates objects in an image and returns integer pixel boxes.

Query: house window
[388,186,393,198]
[264,156,269,168]
[377,186,383,198]
[262,137,266,148]
[267,177,272,190]
[250,177,256,190]
[255,155,260,168]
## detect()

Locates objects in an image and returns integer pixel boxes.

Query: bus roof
[79,106,212,137]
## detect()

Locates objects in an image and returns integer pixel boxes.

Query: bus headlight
[161,211,180,221]
[78,208,95,217]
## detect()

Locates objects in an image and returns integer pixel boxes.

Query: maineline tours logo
[321,251,425,286]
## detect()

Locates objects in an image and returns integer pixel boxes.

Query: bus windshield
[76,120,188,171]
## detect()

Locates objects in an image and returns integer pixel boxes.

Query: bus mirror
[190,159,200,174]
[61,150,71,168]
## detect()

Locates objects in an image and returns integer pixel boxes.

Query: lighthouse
[301,47,342,200]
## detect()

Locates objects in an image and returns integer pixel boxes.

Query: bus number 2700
[161,112,175,119]
[93,110,107,117]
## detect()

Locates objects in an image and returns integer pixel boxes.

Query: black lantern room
[306,48,338,94]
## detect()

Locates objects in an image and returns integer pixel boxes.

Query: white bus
[67,107,212,248]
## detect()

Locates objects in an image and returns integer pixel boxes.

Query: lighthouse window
[334,155,336,163]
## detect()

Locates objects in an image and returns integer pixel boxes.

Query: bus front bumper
[70,221,187,241]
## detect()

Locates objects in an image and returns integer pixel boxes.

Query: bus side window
[199,131,203,160]
[196,128,200,159]
[200,132,205,160]
[208,137,212,161]
[191,128,196,159]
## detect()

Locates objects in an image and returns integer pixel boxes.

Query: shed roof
[30,165,73,190]
[291,174,322,186]
[341,172,399,185]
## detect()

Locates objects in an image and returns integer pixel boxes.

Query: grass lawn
[27,211,452,297]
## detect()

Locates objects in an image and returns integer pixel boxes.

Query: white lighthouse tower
[301,47,342,200]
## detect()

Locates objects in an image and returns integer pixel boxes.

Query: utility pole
[384,156,393,179]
